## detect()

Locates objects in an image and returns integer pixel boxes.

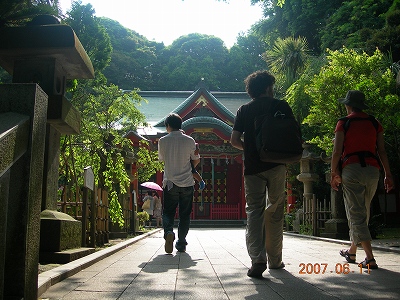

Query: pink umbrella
[140,181,163,191]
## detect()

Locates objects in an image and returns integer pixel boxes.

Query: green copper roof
[153,87,235,127]
[182,116,232,137]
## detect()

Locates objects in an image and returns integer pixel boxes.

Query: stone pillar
[320,154,349,239]
[296,144,319,234]
[0,84,48,300]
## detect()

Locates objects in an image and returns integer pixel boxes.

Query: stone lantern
[296,143,319,201]
[296,143,319,234]
[0,15,94,299]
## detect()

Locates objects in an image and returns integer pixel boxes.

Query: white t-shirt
[158,130,200,188]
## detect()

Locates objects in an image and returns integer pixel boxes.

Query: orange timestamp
[299,263,373,275]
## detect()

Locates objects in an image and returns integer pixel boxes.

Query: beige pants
[342,164,379,244]
[244,165,286,268]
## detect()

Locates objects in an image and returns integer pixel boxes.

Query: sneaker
[175,241,187,252]
[247,263,267,278]
[164,232,175,254]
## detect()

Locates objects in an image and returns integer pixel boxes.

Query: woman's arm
[330,131,344,190]
[376,132,394,192]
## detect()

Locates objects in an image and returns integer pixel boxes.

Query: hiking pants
[244,165,286,268]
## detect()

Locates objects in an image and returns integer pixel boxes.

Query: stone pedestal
[39,210,94,264]
[321,219,349,240]
[40,210,81,252]
[321,173,349,239]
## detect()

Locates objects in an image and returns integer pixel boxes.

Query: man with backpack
[330,90,394,269]
[230,70,295,277]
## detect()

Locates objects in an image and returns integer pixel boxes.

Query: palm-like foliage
[263,36,310,89]
[0,0,61,27]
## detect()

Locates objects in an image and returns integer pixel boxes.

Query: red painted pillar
[236,156,246,219]
[130,163,138,210]
[287,182,296,213]
[155,171,163,187]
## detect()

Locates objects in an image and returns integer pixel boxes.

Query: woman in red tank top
[330,90,394,270]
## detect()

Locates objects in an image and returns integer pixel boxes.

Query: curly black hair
[244,70,275,99]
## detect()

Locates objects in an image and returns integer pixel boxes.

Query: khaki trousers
[342,164,379,244]
[244,165,286,267]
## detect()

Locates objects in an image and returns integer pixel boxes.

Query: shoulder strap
[270,100,287,119]
[367,115,379,131]
[340,115,378,135]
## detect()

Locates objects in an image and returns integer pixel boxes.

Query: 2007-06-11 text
[299,263,373,275]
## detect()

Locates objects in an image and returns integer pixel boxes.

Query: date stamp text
[298,263,373,275]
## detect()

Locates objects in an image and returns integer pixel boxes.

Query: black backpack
[339,115,380,167]
[254,101,303,164]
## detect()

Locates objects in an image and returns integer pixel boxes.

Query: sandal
[339,249,356,263]
[358,258,378,269]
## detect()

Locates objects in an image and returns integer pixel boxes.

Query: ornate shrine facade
[132,84,249,219]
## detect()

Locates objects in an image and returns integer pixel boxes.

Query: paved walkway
[39,228,400,300]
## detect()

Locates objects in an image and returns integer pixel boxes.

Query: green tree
[252,0,342,55]
[365,7,400,62]
[158,33,229,90]
[0,0,61,82]
[135,144,164,183]
[61,82,149,226]
[303,47,400,174]
[285,55,326,124]
[0,0,60,27]
[99,18,163,90]
[263,36,310,91]
[223,33,267,91]
[320,0,393,52]
[63,1,112,73]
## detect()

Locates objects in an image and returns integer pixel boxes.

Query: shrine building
[129,82,250,220]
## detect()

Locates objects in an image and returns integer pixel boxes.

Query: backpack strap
[342,151,377,167]
[340,115,378,134]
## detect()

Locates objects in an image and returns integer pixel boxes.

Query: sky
[58,0,264,48]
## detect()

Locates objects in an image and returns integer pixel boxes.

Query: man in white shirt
[158,113,200,253]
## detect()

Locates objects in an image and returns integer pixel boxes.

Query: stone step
[39,247,95,264]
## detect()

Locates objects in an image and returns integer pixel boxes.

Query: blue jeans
[162,184,194,245]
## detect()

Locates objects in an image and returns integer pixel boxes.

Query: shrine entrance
[192,157,243,219]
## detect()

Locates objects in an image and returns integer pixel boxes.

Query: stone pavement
[39,228,400,300]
